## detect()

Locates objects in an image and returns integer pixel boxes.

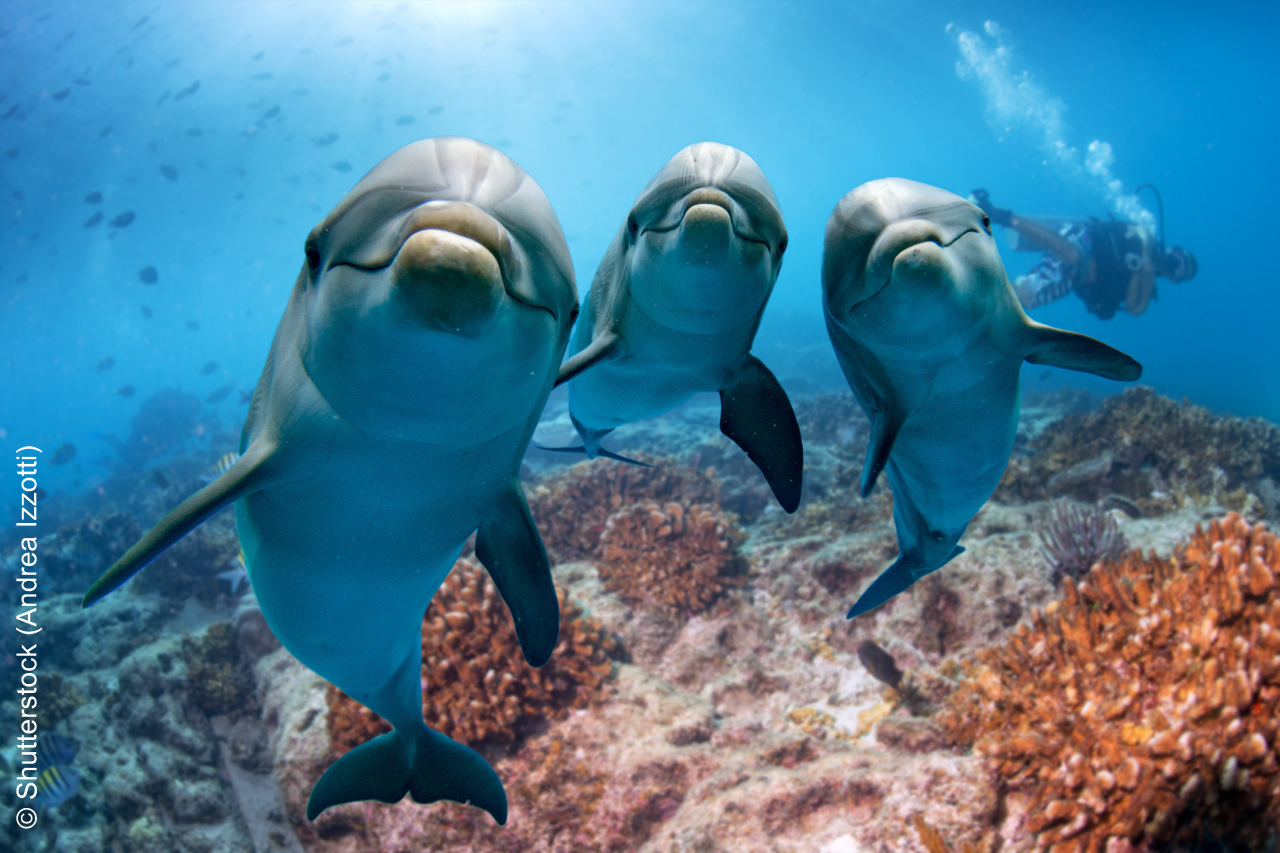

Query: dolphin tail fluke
[82,438,277,608]
[1023,323,1142,381]
[595,447,656,468]
[719,355,804,513]
[554,329,618,386]
[847,545,964,619]
[306,729,507,825]
[475,479,560,667]
[859,406,906,498]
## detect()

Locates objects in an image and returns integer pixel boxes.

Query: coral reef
[525,456,721,564]
[1038,500,1129,585]
[938,513,1280,851]
[133,510,242,603]
[327,558,616,754]
[997,387,1280,510]
[597,501,747,615]
[184,621,255,716]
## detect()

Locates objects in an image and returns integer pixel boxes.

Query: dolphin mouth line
[639,188,773,250]
[848,226,983,316]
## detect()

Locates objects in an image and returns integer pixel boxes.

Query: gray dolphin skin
[82,137,580,825]
[822,178,1142,618]
[553,142,803,512]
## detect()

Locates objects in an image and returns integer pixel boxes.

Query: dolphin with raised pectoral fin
[549,142,803,511]
[83,137,580,825]
[822,178,1141,618]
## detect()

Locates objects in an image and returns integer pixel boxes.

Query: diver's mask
[1160,246,1197,282]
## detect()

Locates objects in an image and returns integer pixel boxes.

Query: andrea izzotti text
[13,446,42,830]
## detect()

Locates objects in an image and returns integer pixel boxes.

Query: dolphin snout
[390,229,503,333]
[680,203,734,252]
[864,218,976,297]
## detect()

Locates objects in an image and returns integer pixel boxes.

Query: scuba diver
[970,187,1197,319]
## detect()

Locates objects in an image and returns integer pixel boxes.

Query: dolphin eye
[981,216,991,234]
[778,236,788,256]
[569,304,580,325]
[305,240,322,276]
[627,214,638,237]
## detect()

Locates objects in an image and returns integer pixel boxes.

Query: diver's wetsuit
[1017,219,1147,320]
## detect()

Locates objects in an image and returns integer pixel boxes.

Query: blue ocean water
[1,0,1276,502]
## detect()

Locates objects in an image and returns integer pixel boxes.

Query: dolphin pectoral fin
[719,355,804,513]
[307,729,507,825]
[554,329,618,386]
[474,480,560,667]
[1023,323,1142,381]
[595,447,656,468]
[846,545,963,619]
[82,439,277,608]
[860,406,906,498]
[537,443,588,455]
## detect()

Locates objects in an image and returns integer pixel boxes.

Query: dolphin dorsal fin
[1023,322,1143,381]
[860,404,907,498]
[554,329,618,387]
[82,438,278,607]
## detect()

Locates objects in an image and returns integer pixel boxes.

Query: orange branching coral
[327,558,616,756]
[597,501,747,614]
[938,514,1280,851]
[526,456,722,564]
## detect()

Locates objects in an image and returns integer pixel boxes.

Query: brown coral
[183,621,254,715]
[327,558,616,755]
[938,513,1280,851]
[597,501,747,614]
[997,386,1280,508]
[526,456,722,564]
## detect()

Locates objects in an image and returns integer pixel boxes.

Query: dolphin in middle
[551,142,803,512]
[82,138,579,824]
[822,178,1142,618]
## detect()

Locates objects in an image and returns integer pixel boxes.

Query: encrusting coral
[525,455,721,564]
[997,386,1280,509]
[597,500,747,614]
[937,513,1280,851]
[327,558,616,755]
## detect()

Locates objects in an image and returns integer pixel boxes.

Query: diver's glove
[969,189,1012,228]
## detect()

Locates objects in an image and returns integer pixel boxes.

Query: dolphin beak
[679,203,734,252]
[390,229,504,333]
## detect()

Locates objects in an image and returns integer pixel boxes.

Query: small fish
[95,356,115,373]
[33,764,80,809]
[83,212,103,228]
[10,191,20,200]
[153,470,170,489]
[109,211,135,228]
[263,105,280,119]
[186,320,200,331]
[252,72,274,81]
[174,80,200,99]
[159,164,178,181]
[52,89,70,101]
[218,552,250,594]
[335,36,354,46]
[376,72,390,82]
[238,390,252,405]
[210,452,239,477]
[206,383,234,404]
[332,161,352,173]
[33,487,46,501]
[1039,369,1051,382]
[856,640,904,689]
[156,90,171,107]
[99,125,112,138]
[395,115,414,126]
[200,361,220,375]
[185,127,202,137]
[1,105,19,120]
[51,444,76,466]
[37,733,78,769]
[115,385,136,397]
[69,541,101,568]
[251,50,265,60]
[140,305,153,319]
[428,105,444,115]
[84,190,102,204]
[130,15,150,31]
[313,132,339,147]
[138,266,158,284]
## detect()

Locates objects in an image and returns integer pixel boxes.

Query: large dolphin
[83,138,579,825]
[552,142,803,512]
[822,178,1141,617]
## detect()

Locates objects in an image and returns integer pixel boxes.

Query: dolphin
[822,178,1141,618]
[82,137,579,825]
[551,142,803,512]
